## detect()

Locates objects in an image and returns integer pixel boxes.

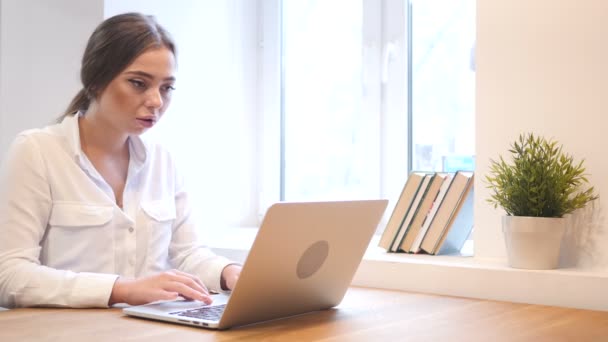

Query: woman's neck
[78,110,129,157]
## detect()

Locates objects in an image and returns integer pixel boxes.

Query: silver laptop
[123,199,388,330]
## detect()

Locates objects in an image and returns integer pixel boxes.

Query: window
[264,0,476,217]
[411,0,476,173]
[281,1,377,201]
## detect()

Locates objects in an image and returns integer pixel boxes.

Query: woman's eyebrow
[124,70,175,82]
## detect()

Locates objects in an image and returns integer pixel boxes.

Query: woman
[0,12,241,308]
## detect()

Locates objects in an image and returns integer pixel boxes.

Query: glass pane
[411,0,476,172]
[282,1,376,201]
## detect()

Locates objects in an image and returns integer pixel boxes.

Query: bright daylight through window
[411,0,475,173]
[281,0,475,195]
[280,0,475,253]
[281,0,373,201]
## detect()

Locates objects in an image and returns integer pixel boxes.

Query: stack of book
[378,170,474,255]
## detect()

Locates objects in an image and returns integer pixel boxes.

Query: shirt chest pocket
[45,203,114,271]
[49,202,114,228]
[141,199,176,253]
[141,199,177,223]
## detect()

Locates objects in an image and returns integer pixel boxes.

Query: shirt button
[128,227,134,233]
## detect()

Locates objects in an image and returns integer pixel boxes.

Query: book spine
[435,186,475,255]
[390,174,432,252]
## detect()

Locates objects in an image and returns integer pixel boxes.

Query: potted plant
[485,133,599,269]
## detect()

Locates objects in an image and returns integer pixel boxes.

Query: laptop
[123,199,388,330]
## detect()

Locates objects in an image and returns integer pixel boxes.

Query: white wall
[0,0,103,157]
[475,0,608,269]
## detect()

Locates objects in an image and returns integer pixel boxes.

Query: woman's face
[94,46,176,135]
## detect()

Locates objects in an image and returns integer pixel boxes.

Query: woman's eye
[129,79,146,89]
[162,84,176,93]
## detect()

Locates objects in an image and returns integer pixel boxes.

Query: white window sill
[207,227,608,312]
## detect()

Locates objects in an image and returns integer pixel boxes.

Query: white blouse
[0,113,232,308]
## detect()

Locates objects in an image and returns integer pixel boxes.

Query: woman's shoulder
[9,122,66,150]
[10,127,51,147]
[142,137,170,154]
[138,136,178,167]
[2,126,64,167]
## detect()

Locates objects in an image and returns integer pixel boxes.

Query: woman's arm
[0,134,118,308]
[220,264,242,291]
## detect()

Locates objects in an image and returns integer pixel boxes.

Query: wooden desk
[1,287,607,341]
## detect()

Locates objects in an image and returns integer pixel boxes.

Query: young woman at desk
[0,13,241,308]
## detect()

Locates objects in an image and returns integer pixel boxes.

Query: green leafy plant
[486,133,598,217]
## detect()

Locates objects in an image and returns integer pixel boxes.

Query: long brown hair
[60,12,176,121]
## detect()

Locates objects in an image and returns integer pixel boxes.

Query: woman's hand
[221,264,242,291]
[109,269,212,306]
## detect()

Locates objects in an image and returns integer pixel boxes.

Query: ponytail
[58,88,90,123]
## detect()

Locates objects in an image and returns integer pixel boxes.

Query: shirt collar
[60,112,148,171]
[128,134,148,173]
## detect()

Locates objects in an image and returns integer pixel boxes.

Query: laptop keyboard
[169,304,226,321]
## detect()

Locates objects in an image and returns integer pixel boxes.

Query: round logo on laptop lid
[296,240,329,279]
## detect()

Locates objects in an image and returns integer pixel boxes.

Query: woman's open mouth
[136,117,156,128]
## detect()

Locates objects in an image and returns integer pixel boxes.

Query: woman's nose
[145,88,163,109]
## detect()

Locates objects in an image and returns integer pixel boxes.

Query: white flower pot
[502,216,566,270]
